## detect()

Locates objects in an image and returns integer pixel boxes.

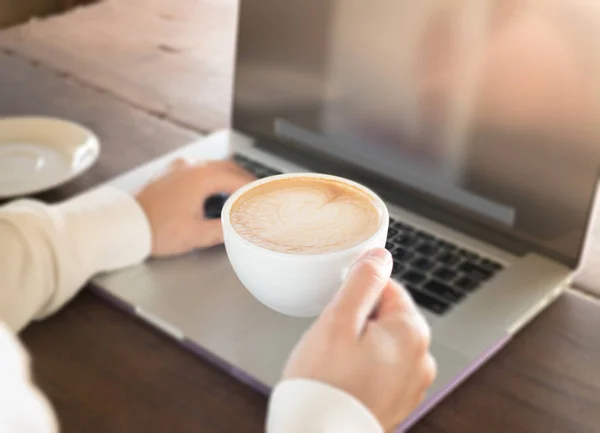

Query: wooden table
[0,0,237,133]
[1,3,600,432]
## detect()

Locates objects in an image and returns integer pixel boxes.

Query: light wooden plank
[0,0,236,132]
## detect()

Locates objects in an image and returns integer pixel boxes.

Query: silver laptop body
[95,1,599,430]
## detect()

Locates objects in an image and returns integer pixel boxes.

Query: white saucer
[0,117,100,198]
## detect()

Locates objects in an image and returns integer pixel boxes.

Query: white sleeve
[0,186,152,332]
[267,379,383,433]
[0,323,58,433]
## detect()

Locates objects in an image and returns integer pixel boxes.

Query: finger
[323,248,393,335]
[188,219,225,249]
[383,308,431,356]
[376,280,421,318]
[202,169,256,196]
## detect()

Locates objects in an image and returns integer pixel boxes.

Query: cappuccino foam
[230,177,382,255]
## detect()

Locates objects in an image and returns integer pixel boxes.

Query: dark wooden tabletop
[3,50,600,433]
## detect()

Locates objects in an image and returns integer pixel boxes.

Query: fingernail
[363,248,391,265]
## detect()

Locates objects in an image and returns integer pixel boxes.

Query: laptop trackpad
[94,246,314,387]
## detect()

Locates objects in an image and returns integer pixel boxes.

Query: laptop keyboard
[233,154,505,316]
[234,154,283,179]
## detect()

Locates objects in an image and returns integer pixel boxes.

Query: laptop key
[438,240,454,249]
[234,160,253,171]
[434,267,458,282]
[420,233,435,242]
[254,170,270,178]
[416,242,439,256]
[412,257,435,271]
[407,286,452,315]
[250,167,267,177]
[392,261,405,276]
[396,234,418,247]
[454,276,480,292]
[393,248,413,262]
[391,220,406,231]
[233,154,251,164]
[423,279,465,303]
[233,155,278,174]
[385,242,395,251]
[465,251,479,261]
[395,234,408,245]
[480,258,504,272]
[458,262,492,281]
[401,270,427,285]
[438,252,460,266]
[388,228,398,238]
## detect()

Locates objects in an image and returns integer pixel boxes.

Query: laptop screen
[232,0,600,266]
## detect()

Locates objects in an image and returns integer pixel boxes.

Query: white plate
[0,117,100,198]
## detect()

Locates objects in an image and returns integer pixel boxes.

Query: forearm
[0,186,151,332]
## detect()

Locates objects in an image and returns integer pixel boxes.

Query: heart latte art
[230,177,382,254]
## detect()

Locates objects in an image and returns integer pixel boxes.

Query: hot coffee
[230,176,382,255]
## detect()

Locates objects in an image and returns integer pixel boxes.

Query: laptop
[94,1,600,430]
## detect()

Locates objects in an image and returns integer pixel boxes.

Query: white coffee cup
[222,172,389,317]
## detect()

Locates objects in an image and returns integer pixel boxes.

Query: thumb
[324,248,393,335]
